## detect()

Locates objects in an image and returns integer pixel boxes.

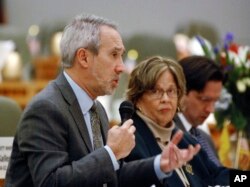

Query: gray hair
[60,14,118,68]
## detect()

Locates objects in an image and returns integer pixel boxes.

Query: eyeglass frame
[146,87,180,99]
[194,92,219,105]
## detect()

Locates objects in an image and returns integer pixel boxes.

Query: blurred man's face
[182,81,223,127]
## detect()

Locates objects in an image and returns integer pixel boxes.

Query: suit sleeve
[18,99,116,187]
[199,129,219,158]
[118,157,159,187]
[123,127,163,187]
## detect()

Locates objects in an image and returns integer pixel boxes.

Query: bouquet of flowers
[196,33,250,132]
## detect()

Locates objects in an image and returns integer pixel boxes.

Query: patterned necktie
[89,103,103,150]
[190,127,221,166]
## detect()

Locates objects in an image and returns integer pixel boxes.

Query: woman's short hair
[126,56,186,109]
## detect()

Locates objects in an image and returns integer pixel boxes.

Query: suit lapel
[173,115,187,132]
[55,73,93,152]
[69,101,93,152]
[134,114,162,155]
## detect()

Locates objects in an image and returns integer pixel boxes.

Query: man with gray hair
[4,14,199,187]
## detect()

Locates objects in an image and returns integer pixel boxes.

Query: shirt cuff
[104,145,120,171]
[154,155,173,180]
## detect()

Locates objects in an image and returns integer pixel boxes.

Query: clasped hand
[107,119,136,160]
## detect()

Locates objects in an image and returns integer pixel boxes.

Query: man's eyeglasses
[147,88,180,99]
[194,92,219,105]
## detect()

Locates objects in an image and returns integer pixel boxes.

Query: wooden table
[0,80,49,109]
[0,179,4,187]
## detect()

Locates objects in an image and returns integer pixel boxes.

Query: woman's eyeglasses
[147,88,180,99]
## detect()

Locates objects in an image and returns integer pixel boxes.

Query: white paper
[0,137,14,179]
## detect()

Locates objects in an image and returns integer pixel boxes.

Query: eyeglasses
[147,88,180,99]
[196,94,219,104]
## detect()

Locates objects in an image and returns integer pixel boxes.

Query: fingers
[120,119,133,128]
[120,119,136,134]
[160,135,201,173]
[188,144,201,158]
[181,144,201,162]
[109,119,135,135]
[166,142,174,165]
[160,130,203,173]
[129,125,136,134]
[193,144,201,155]
[170,130,183,145]
[171,130,200,162]
[107,119,136,160]
[173,145,188,167]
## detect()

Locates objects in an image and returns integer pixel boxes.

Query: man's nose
[116,59,126,73]
[205,102,216,113]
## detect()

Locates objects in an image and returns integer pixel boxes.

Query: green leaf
[230,104,247,130]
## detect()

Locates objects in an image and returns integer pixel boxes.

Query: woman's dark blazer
[125,112,230,187]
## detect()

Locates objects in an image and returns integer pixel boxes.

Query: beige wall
[3,0,250,44]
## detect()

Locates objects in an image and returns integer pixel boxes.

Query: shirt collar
[177,112,193,132]
[63,71,93,114]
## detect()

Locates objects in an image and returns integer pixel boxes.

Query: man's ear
[76,48,89,68]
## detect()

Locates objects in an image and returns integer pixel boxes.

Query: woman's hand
[160,130,201,173]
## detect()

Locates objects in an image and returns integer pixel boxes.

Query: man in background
[175,55,223,166]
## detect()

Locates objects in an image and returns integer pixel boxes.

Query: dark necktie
[190,127,221,166]
[90,103,103,150]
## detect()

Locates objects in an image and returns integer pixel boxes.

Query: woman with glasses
[124,56,231,187]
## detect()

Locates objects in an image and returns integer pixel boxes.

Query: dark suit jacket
[174,115,220,161]
[125,112,230,187]
[4,73,158,187]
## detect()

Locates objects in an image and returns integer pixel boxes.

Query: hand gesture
[160,130,201,173]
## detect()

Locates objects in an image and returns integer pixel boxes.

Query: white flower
[243,77,250,87]
[228,46,250,68]
[236,80,246,93]
[228,51,241,67]
[238,46,250,63]
[188,36,213,56]
[215,88,232,111]
[246,60,250,68]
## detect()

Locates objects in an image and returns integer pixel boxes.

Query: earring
[177,107,181,112]
[137,106,142,112]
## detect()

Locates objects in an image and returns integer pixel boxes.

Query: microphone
[118,101,134,166]
[119,100,134,125]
